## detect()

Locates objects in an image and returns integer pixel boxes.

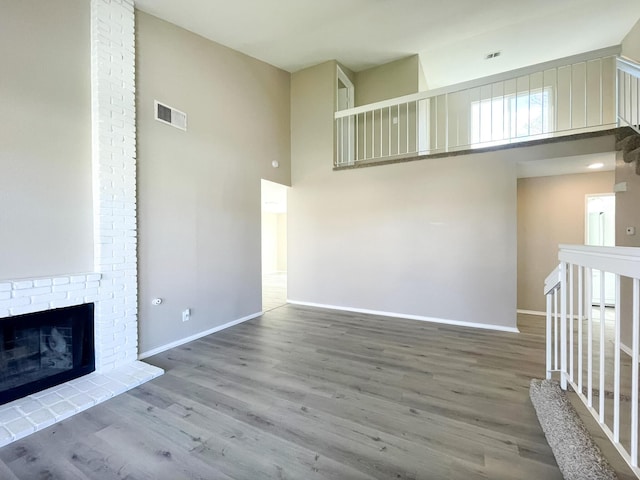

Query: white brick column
[91,0,138,372]
[0,1,162,447]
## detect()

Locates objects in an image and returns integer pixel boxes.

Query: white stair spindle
[560,262,567,390]
[614,274,621,443]
[632,278,639,467]
[587,267,593,408]
[578,266,583,392]
[554,289,559,370]
[599,269,605,422]
[546,293,552,379]
[569,264,574,382]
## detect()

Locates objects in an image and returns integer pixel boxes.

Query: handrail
[558,244,640,279]
[334,49,619,166]
[618,57,640,77]
[336,46,621,119]
[544,264,562,295]
[335,91,427,119]
[545,244,640,477]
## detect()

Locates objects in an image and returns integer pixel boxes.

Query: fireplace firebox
[0,303,95,406]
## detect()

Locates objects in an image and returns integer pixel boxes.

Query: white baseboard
[621,342,633,358]
[517,309,546,317]
[288,300,519,333]
[517,309,585,320]
[138,311,262,359]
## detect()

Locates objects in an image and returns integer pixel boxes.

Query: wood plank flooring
[0,306,573,479]
[262,273,287,312]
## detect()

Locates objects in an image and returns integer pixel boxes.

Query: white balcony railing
[618,57,640,135]
[545,245,640,478]
[335,48,620,167]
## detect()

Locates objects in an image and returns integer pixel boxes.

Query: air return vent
[154,100,187,131]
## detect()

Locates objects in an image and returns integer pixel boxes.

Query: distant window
[470,88,551,147]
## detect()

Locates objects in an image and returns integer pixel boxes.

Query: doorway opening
[337,65,355,165]
[585,193,615,306]
[261,179,288,312]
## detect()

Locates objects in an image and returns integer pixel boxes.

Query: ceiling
[517,152,616,179]
[135,0,640,88]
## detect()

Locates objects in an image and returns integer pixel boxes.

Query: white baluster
[614,274,620,443]
[578,266,583,392]
[632,278,639,467]
[554,289,559,371]
[560,262,567,390]
[546,292,552,380]
[587,267,593,407]
[599,269,605,422]
[569,264,574,382]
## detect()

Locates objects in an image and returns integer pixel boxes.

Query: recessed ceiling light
[587,162,604,169]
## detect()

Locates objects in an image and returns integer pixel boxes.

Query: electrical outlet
[182,309,191,322]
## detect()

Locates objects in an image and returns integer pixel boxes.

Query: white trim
[616,343,640,364]
[288,300,519,333]
[335,46,620,118]
[620,341,640,361]
[138,312,262,359]
[336,65,354,110]
[618,57,640,76]
[517,309,585,320]
[558,244,640,279]
[517,309,546,317]
[544,264,562,295]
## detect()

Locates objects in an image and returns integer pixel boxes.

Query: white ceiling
[135,0,640,88]
[516,152,616,179]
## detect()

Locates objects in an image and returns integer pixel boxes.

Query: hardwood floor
[0,306,568,479]
[262,272,287,312]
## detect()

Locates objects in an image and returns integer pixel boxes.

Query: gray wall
[615,150,640,347]
[517,171,614,312]
[622,18,640,62]
[619,18,640,347]
[290,61,519,329]
[136,12,291,354]
[0,0,93,280]
[355,56,420,106]
[290,60,622,330]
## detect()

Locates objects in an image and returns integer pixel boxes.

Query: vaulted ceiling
[135,0,640,88]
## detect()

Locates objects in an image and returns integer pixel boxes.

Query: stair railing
[545,245,640,478]
[618,57,640,135]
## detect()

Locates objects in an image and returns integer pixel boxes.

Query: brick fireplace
[0,0,162,446]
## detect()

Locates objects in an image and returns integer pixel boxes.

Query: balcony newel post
[560,261,568,390]
[546,293,552,380]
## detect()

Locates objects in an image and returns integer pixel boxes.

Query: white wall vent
[154,100,187,131]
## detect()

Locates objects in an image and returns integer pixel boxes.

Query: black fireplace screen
[0,303,95,405]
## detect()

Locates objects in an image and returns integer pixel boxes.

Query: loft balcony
[334,48,640,169]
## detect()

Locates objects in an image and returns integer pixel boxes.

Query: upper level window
[470,88,552,147]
